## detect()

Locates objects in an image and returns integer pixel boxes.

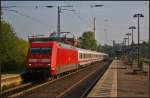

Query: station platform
[1,74,22,91]
[87,59,149,97]
[1,74,20,80]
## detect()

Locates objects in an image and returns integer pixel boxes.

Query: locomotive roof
[59,42,76,50]
[58,42,107,55]
[30,41,108,55]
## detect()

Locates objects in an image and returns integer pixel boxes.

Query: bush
[1,19,28,73]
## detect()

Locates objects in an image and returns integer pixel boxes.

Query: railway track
[1,82,33,97]
[1,59,112,97]
[62,58,113,97]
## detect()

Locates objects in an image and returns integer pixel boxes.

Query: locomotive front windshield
[31,47,51,54]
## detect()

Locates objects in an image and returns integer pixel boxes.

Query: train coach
[26,41,108,78]
[78,48,105,66]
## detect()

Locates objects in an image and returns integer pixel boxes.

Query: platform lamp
[133,13,144,69]
[125,33,131,47]
[129,26,136,45]
[123,37,128,53]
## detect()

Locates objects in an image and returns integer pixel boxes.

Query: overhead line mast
[57,6,61,33]
[93,17,96,40]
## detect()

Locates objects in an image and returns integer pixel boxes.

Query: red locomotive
[25,32,108,79]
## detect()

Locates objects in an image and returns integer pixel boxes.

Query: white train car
[77,48,107,66]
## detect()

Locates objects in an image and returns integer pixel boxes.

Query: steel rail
[5,61,103,97]
[1,82,32,97]
[81,59,113,97]
[60,58,113,97]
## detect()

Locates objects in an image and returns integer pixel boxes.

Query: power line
[1,3,147,8]
[2,5,37,8]
[2,8,52,28]
[104,3,147,6]
[72,11,91,27]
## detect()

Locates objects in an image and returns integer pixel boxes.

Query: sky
[1,1,149,45]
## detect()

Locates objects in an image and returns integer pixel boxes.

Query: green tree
[101,45,115,57]
[80,31,98,51]
[0,20,18,63]
[0,19,28,73]
[140,41,149,58]
[17,38,28,59]
[97,44,102,52]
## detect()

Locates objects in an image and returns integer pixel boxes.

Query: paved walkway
[117,60,149,97]
[87,59,149,97]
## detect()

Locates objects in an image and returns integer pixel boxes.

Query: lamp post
[133,13,144,68]
[122,38,128,67]
[126,33,132,66]
[126,33,131,47]
[129,26,136,45]
[123,37,128,53]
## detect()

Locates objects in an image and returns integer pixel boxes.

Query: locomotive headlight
[29,64,32,66]
[48,64,50,66]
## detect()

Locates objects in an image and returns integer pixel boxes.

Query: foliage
[100,45,115,57]
[140,41,149,58]
[0,19,28,73]
[78,31,115,57]
[79,31,98,51]
[97,44,102,52]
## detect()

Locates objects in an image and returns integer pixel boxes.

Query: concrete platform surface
[1,74,23,90]
[1,74,20,80]
[87,59,149,97]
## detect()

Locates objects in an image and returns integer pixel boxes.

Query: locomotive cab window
[30,47,51,54]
